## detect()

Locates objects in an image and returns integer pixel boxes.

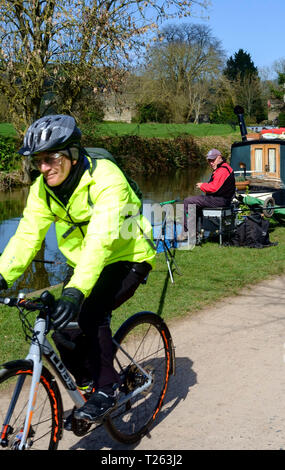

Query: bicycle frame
[2,314,153,450]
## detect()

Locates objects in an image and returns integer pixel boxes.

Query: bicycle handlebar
[0,291,80,349]
[0,295,44,310]
[0,290,55,313]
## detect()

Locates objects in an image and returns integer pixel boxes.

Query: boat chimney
[234,105,247,141]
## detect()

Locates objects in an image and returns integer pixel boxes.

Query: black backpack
[231,213,277,248]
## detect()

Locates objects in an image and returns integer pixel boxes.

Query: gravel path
[58,274,285,450]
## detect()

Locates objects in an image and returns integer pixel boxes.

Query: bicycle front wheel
[105,312,175,445]
[0,362,63,450]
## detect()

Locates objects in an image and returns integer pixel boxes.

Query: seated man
[181,148,236,234]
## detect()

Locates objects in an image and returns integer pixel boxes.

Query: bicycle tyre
[105,312,175,445]
[0,361,63,450]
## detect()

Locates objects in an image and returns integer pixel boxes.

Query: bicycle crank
[71,415,92,436]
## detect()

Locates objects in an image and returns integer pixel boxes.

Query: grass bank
[0,222,284,364]
[82,122,240,139]
[0,121,240,140]
[0,123,17,138]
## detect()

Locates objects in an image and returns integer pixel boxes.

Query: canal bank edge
[0,134,236,190]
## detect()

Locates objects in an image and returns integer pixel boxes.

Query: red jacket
[200,162,235,199]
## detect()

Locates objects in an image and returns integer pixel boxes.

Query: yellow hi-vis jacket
[0,158,156,298]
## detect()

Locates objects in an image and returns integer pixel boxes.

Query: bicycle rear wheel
[0,362,63,450]
[105,312,175,444]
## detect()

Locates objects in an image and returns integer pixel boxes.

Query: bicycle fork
[2,317,46,450]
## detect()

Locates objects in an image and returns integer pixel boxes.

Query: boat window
[250,143,280,180]
[254,148,263,172]
[268,148,276,173]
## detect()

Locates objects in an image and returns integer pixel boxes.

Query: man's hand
[0,274,8,290]
[52,287,84,330]
[196,182,202,189]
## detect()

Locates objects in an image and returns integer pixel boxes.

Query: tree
[224,49,258,81]
[190,77,213,123]
[209,75,237,124]
[210,97,237,124]
[270,71,285,100]
[232,74,266,122]
[138,23,225,122]
[0,0,210,134]
[273,58,285,77]
[223,49,266,122]
[270,59,285,125]
[134,101,172,123]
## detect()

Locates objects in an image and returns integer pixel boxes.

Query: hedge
[0,136,22,172]
[81,134,212,176]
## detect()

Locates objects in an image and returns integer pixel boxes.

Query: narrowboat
[230,106,285,209]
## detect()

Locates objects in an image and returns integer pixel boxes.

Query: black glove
[0,274,8,290]
[52,287,84,330]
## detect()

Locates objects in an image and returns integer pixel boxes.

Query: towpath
[60,275,285,450]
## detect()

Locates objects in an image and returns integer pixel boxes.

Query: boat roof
[232,138,285,148]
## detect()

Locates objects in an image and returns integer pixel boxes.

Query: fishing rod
[32,258,63,264]
[159,198,285,209]
[158,199,285,217]
[159,199,182,206]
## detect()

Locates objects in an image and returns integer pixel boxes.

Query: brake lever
[40,290,56,310]
[40,290,56,333]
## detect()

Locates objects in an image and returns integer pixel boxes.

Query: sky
[167,0,285,77]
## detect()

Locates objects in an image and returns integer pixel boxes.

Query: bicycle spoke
[0,368,63,450]
[105,312,174,444]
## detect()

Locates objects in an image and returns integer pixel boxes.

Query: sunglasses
[32,153,63,168]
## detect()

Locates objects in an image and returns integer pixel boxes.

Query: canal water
[0,166,210,294]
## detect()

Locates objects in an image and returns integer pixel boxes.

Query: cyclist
[0,115,156,424]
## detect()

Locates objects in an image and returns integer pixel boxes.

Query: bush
[210,99,237,124]
[81,134,206,176]
[0,137,21,172]
[79,108,104,125]
[134,102,172,123]
[192,135,234,161]
[278,112,285,127]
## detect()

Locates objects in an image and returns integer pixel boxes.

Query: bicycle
[0,290,175,450]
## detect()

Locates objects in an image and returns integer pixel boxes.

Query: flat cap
[207,148,222,159]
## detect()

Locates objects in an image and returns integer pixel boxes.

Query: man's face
[32,152,75,186]
[208,155,223,170]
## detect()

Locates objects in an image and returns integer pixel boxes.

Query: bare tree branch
[0,0,210,133]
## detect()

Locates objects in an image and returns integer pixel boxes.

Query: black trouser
[53,261,151,392]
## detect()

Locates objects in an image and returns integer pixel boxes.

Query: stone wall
[102,92,136,123]
[103,106,134,123]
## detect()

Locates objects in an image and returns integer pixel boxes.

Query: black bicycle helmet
[19,115,82,156]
